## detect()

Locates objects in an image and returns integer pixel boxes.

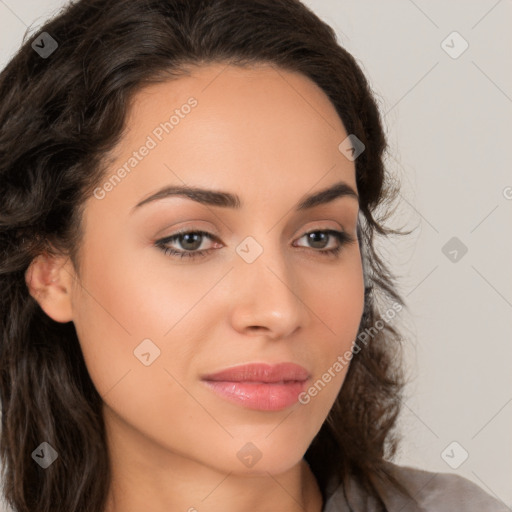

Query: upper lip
[202,362,310,383]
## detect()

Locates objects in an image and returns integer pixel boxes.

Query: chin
[215,436,309,476]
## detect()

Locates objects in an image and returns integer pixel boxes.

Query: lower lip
[203,380,308,411]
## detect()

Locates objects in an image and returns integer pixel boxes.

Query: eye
[155,230,219,259]
[293,229,355,257]
[155,228,355,260]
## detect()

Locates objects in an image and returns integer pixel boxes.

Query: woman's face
[50,63,364,476]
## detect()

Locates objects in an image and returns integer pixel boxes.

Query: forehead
[128,62,345,127]
[92,63,356,213]
[121,62,349,155]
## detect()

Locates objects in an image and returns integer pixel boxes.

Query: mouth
[201,362,310,411]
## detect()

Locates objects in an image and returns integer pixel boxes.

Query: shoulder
[373,461,510,512]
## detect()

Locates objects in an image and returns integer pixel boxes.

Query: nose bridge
[229,232,305,337]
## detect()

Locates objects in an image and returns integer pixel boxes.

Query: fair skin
[25,63,364,512]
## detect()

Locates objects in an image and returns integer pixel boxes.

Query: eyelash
[155,228,355,260]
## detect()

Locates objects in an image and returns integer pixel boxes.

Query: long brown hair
[0,1,407,510]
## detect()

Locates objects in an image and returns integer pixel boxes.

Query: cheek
[71,245,206,455]
[300,252,365,408]
[70,236,167,396]
[317,251,365,347]
[71,233,226,403]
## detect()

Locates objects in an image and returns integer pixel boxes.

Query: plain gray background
[0,0,511,509]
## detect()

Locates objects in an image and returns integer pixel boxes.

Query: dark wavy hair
[0,0,408,510]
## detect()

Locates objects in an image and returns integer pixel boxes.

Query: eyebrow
[131,180,359,213]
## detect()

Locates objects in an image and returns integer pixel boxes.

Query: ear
[25,253,76,323]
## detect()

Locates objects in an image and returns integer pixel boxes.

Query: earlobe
[25,253,75,323]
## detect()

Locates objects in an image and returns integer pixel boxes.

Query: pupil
[309,232,326,248]
[183,233,201,250]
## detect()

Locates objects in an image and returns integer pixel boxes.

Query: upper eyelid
[156,227,349,246]
[156,219,350,240]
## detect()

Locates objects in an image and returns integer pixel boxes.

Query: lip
[202,362,310,383]
[201,363,310,411]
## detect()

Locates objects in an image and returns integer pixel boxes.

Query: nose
[228,241,307,340]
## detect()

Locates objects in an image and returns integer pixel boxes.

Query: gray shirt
[322,461,509,511]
